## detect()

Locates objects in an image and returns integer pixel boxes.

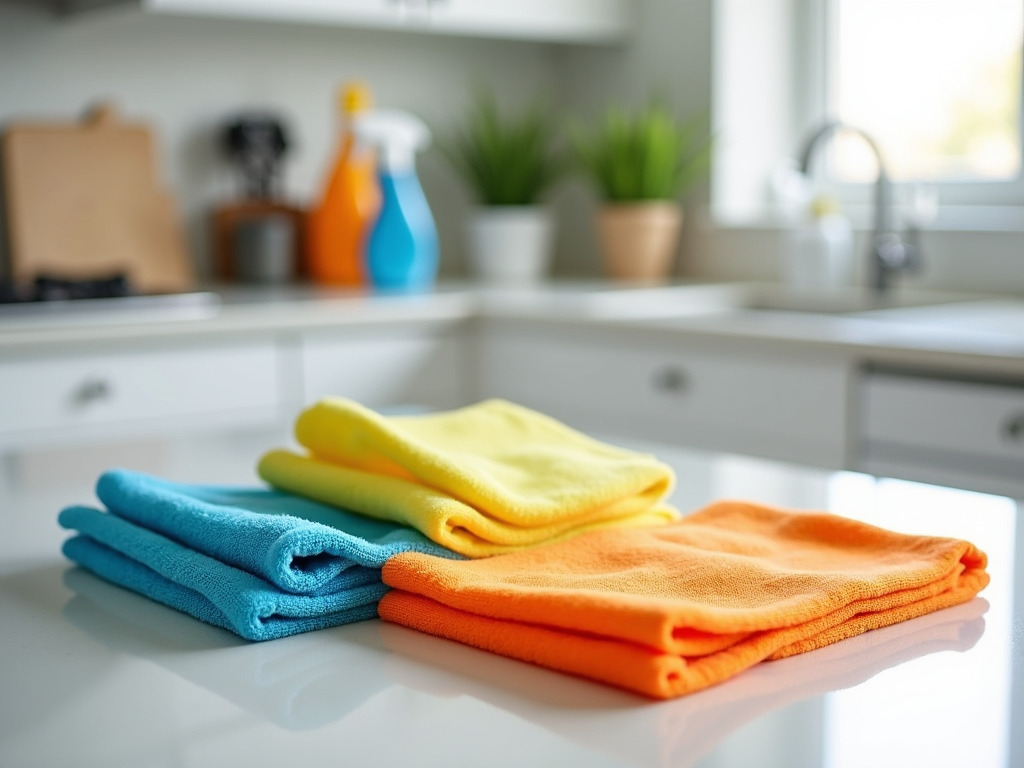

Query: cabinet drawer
[863,373,1024,462]
[480,329,847,468]
[303,328,466,409]
[0,342,279,440]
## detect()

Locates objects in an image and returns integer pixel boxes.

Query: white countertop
[1,430,1021,768]
[2,281,1022,376]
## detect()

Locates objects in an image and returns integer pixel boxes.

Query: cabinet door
[146,0,396,27]
[479,326,848,469]
[860,370,1024,497]
[302,326,466,410]
[143,0,631,42]
[433,0,631,41]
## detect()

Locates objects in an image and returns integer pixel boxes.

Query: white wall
[550,0,715,277]
[687,220,1024,296]
[0,2,558,278]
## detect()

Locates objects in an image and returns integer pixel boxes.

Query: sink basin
[725,285,1023,341]
[583,282,1022,347]
[736,285,984,315]
[849,299,1024,337]
[563,282,988,320]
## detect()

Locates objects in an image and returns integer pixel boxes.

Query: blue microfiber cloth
[58,469,460,641]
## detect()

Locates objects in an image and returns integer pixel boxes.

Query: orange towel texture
[378,499,989,700]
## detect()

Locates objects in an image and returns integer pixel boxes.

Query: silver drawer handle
[1004,413,1024,442]
[652,367,688,394]
[74,377,112,405]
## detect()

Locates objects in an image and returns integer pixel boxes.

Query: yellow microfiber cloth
[258,398,678,557]
[377,500,989,699]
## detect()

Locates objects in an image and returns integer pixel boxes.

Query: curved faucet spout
[796,121,918,293]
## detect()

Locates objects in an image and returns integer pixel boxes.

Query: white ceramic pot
[467,206,554,284]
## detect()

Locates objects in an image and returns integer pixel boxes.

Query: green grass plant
[438,90,564,206]
[570,99,711,202]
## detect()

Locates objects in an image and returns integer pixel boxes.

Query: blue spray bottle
[355,110,438,291]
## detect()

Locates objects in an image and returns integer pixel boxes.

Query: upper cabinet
[47,0,635,43]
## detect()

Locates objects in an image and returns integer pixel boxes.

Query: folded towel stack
[57,398,991,702]
[257,398,679,557]
[378,499,989,699]
[59,469,459,641]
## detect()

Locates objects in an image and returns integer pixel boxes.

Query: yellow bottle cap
[810,195,841,218]
[341,82,372,115]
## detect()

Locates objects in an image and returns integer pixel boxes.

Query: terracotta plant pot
[596,201,683,281]
[467,205,555,284]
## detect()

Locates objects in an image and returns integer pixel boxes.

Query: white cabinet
[421,0,632,42]
[137,0,633,42]
[0,319,467,450]
[479,323,850,469]
[302,325,467,410]
[6,291,1022,503]
[0,341,280,448]
[859,369,1024,497]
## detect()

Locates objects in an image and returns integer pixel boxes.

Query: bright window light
[832,0,1023,183]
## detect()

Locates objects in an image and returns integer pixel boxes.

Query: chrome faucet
[798,121,920,293]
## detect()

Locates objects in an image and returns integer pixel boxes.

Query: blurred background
[1,0,1022,293]
[0,0,709,284]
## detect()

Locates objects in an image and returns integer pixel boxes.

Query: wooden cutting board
[2,104,194,293]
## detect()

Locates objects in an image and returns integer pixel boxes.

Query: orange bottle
[307,83,381,285]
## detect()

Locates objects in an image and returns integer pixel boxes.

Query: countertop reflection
[1,435,1020,768]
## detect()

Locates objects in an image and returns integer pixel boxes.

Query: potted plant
[439,91,564,284]
[571,99,711,281]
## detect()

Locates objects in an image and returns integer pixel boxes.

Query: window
[711,0,1024,224]
[829,0,1022,185]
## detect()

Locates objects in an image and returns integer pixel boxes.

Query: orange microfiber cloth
[378,500,989,700]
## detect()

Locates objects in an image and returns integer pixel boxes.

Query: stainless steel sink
[732,285,1024,340]
[736,285,981,315]
[848,299,1024,337]
[593,282,1021,344]
[569,282,988,320]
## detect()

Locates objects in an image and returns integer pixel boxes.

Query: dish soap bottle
[785,194,853,289]
[355,110,438,291]
[307,82,381,286]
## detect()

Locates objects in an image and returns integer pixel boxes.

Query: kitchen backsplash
[0,2,558,280]
[3,0,1022,295]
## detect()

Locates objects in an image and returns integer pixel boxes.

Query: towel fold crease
[258,398,679,557]
[59,469,458,641]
